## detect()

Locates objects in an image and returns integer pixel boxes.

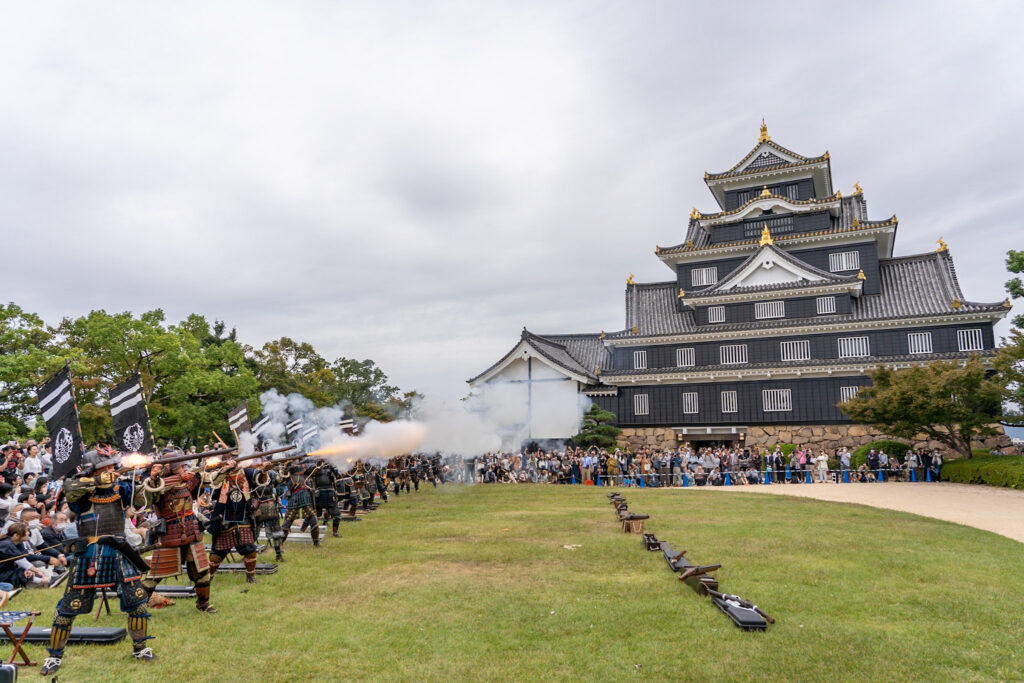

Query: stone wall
[616,424,1016,455]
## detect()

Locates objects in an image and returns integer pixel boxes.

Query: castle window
[720,344,748,365]
[634,394,649,416]
[691,266,718,287]
[840,386,861,403]
[762,388,793,412]
[816,296,837,315]
[784,184,799,200]
[707,306,726,324]
[829,251,861,272]
[780,340,811,362]
[633,350,647,370]
[681,392,699,414]
[721,391,738,413]
[838,336,870,358]
[957,329,984,352]
[676,347,695,367]
[755,301,785,320]
[907,332,933,355]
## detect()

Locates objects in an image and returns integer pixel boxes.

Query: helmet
[81,449,119,475]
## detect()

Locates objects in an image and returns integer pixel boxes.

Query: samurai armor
[78,494,127,537]
[288,488,312,509]
[147,542,209,580]
[70,542,142,590]
[315,489,337,507]
[255,497,279,521]
[213,524,256,553]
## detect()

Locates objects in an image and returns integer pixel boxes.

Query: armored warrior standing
[141,458,215,612]
[207,459,261,583]
[252,467,285,562]
[41,449,156,675]
[310,459,342,538]
[281,462,320,546]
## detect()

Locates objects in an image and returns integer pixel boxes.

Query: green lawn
[10,485,1024,681]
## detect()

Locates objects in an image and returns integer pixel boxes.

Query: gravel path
[695,481,1024,544]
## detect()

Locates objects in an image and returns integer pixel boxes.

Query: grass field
[10,484,1024,682]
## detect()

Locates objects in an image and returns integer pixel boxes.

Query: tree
[572,404,622,449]
[996,249,1024,423]
[0,303,61,440]
[54,310,257,446]
[842,357,1003,459]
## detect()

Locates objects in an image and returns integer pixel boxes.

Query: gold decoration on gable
[626,273,635,286]
[759,185,771,198]
[857,270,866,280]
[758,120,770,142]
[759,224,773,246]
[936,237,948,253]
[853,182,863,195]
[951,299,962,310]
[677,289,686,299]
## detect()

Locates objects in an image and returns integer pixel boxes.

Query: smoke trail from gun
[306,420,428,469]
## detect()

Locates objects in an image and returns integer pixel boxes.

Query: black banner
[251,413,271,449]
[36,366,84,479]
[227,402,250,436]
[109,375,154,454]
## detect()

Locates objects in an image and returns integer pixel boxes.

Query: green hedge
[940,455,1024,490]
[850,439,912,469]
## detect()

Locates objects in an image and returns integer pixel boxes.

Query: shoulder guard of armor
[64,477,97,503]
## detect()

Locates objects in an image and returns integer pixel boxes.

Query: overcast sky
[1,2,1022,400]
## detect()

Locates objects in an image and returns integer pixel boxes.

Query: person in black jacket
[0,522,49,588]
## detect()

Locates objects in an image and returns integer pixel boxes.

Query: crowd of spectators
[464,443,946,487]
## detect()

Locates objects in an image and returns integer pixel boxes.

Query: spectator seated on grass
[745,467,761,485]
[693,466,707,486]
[0,522,50,588]
[708,467,723,486]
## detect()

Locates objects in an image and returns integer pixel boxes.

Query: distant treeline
[0,303,413,446]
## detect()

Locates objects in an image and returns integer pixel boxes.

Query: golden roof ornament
[759,224,774,246]
[631,325,639,334]
[936,237,948,252]
[599,330,606,340]
[655,246,661,255]
[851,218,860,228]
[758,119,770,143]
[690,207,700,220]
[759,185,772,198]
[853,182,863,195]
[686,239,694,248]
[1004,298,1013,308]
[823,151,830,159]
[677,289,686,299]
[951,298,962,310]
[595,366,601,375]
[626,273,635,286]
[857,270,866,280]
[835,190,842,199]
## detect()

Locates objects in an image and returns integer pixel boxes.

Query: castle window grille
[780,340,810,362]
[829,251,860,272]
[633,350,647,370]
[634,394,649,416]
[681,392,699,414]
[747,152,786,170]
[838,336,870,358]
[691,266,718,287]
[957,329,984,352]
[720,344,748,365]
[907,332,933,355]
[721,391,738,413]
[755,300,785,320]
[707,306,726,324]
[676,347,695,367]
[839,386,861,403]
[816,296,837,315]
[762,389,793,412]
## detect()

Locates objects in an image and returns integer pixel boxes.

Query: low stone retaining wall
[616,424,1016,454]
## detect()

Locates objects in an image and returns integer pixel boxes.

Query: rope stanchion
[724,471,731,486]
[878,468,885,483]
[925,467,932,482]
[843,469,850,483]
[804,469,811,484]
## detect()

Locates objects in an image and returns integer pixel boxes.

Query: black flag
[251,413,271,449]
[338,417,355,434]
[227,402,251,436]
[37,366,84,479]
[301,423,320,451]
[109,375,154,455]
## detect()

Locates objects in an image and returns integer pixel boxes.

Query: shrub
[850,439,912,469]
[940,455,1024,490]
[777,443,797,456]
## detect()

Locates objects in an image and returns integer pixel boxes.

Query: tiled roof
[705,140,828,180]
[467,330,610,383]
[607,250,1007,341]
[695,243,858,296]
[659,194,877,256]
